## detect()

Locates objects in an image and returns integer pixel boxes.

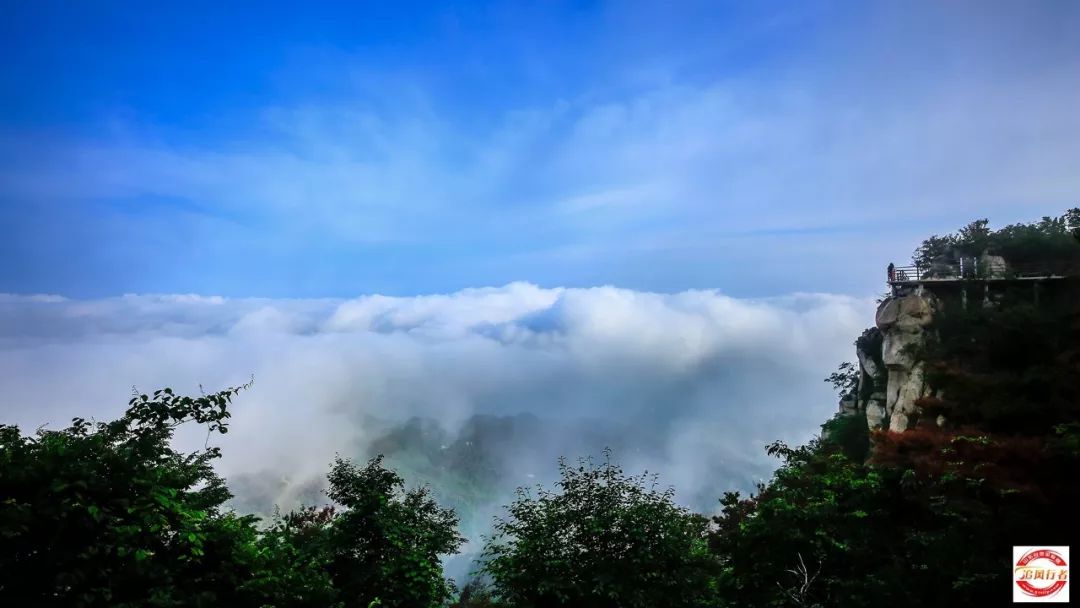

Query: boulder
[980,251,1008,277]
[877,293,935,371]
[876,293,935,332]
[925,261,958,279]
[875,298,901,330]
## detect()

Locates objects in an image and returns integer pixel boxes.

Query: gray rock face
[856,345,880,384]
[869,292,936,432]
[881,332,919,370]
[876,293,934,336]
[865,395,887,430]
[885,364,928,431]
[839,396,859,416]
[980,252,1008,277]
[859,393,885,429]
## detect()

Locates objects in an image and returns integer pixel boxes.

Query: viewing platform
[886,258,1078,304]
[887,259,1075,286]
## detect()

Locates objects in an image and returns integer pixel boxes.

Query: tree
[324,456,465,608]
[0,384,465,608]
[710,437,925,608]
[0,384,269,607]
[824,361,859,399]
[955,218,991,256]
[910,208,1080,274]
[1067,207,1080,242]
[480,452,719,608]
[912,234,956,269]
[450,579,499,608]
[244,505,342,607]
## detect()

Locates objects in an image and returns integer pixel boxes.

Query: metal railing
[887,258,1079,284]
[888,265,922,282]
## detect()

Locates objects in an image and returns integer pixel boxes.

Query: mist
[0,283,873,574]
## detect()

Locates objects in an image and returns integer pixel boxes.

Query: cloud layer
[0,284,873,507]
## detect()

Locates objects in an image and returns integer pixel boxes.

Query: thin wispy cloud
[2,2,1078,297]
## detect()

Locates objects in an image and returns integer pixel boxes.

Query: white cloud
[0,284,875,512]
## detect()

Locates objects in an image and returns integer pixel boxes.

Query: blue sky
[2,1,1079,298]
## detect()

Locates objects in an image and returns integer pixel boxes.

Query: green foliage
[956,218,992,248]
[711,440,897,607]
[324,456,465,608]
[1067,207,1080,242]
[709,430,1075,607]
[243,506,342,607]
[912,233,958,270]
[824,361,859,399]
[480,452,719,608]
[450,580,500,608]
[820,414,870,463]
[0,384,266,607]
[912,208,1080,271]
[0,385,464,608]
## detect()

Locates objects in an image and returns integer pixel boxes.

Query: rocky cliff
[839,289,938,433]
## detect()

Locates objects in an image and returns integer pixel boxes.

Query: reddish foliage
[913,395,948,418]
[870,427,1049,499]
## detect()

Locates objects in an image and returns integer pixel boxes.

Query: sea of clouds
[0,283,874,519]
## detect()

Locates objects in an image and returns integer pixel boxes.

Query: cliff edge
[837,289,937,433]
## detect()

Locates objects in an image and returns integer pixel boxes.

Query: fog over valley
[0,283,872,566]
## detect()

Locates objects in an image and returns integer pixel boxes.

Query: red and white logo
[1014,546,1069,603]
